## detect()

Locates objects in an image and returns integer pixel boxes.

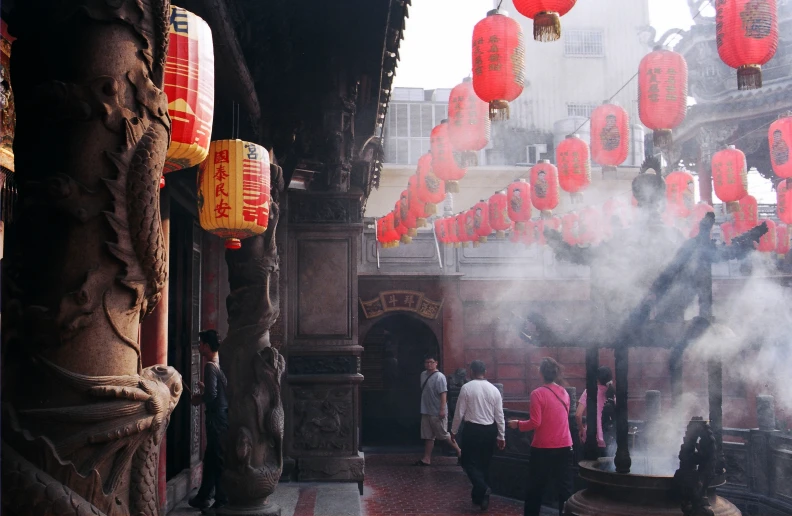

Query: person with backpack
[508,358,572,516]
[575,366,616,457]
[188,329,229,510]
[415,353,461,466]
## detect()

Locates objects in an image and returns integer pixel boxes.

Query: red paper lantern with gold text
[716,0,777,90]
[488,191,511,237]
[393,203,411,245]
[556,134,591,200]
[778,179,792,224]
[164,6,215,180]
[447,217,461,247]
[448,78,491,166]
[435,218,449,245]
[473,200,493,243]
[590,102,629,171]
[507,179,532,230]
[456,214,472,247]
[561,212,579,246]
[721,222,735,245]
[638,48,688,147]
[578,206,601,246]
[689,202,715,238]
[408,175,429,227]
[464,209,481,247]
[472,10,526,120]
[198,140,270,250]
[416,153,445,214]
[666,170,696,218]
[769,117,792,179]
[734,194,758,235]
[776,223,791,256]
[712,145,748,208]
[431,120,467,192]
[513,0,577,42]
[400,189,420,236]
[381,213,400,248]
[530,160,560,215]
[376,218,387,248]
[537,216,561,246]
[758,219,777,253]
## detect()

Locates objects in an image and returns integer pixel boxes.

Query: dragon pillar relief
[2,0,179,515]
[220,162,286,516]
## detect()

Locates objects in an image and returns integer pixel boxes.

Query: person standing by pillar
[575,366,615,457]
[189,330,229,510]
[508,358,573,516]
[416,353,462,466]
[451,360,506,512]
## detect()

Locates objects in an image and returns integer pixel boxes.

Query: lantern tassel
[496,230,506,239]
[424,203,437,216]
[653,129,673,149]
[473,241,481,248]
[516,221,526,232]
[225,238,242,250]
[479,236,488,244]
[726,201,740,214]
[489,100,510,121]
[417,217,427,227]
[455,151,479,168]
[445,180,460,194]
[540,210,554,219]
[401,235,412,244]
[408,228,418,237]
[737,65,762,90]
[533,12,561,42]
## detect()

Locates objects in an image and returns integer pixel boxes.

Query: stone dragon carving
[220,163,286,515]
[2,0,177,514]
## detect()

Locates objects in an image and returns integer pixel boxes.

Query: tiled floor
[361,453,525,516]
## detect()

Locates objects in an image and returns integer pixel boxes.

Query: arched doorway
[360,313,440,446]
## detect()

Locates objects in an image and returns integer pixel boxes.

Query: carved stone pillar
[2,1,180,515]
[218,164,286,516]
[286,192,365,491]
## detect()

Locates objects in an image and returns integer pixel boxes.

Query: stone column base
[297,451,365,485]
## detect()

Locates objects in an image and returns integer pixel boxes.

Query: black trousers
[524,447,573,516]
[460,422,498,504]
[197,413,228,503]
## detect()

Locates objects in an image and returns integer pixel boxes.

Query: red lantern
[393,204,411,245]
[382,213,400,248]
[448,77,491,166]
[464,209,481,247]
[509,221,525,245]
[376,218,386,247]
[689,202,715,238]
[408,175,429,227]
[712,145,748,207]
[578,206,601,246]
[447,217,461,248]
[666,170,696,218]
[456,214,471,247]
[399,190,419,237]
[556,134,591,199]
[561,212,579,245]
[590,102,629,170]
[164,7,215,177]
[513,0,577,42]
[472,10,526,120]
[431,121,467,193]
[769,117,792,179]
[778,179,792,224]
[417,153,445,214]
[716,0,777,90]
[638,48,688,147]
[721,222,735,245]
[758,219,777,253]
[473,200,493,243]
[488,191,511,238]
[530,160,560,215]
[776,223,790,256]
[733,194,758,235]
[507,179,532,229]
[537,216,561,246]
[435,218,449,246]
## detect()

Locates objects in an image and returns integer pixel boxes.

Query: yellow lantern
[163,6,215,178]
[197,140,270,249]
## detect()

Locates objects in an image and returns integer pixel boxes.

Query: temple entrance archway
[360,313,441,446]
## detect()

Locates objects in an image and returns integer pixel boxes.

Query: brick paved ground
[361,453,525,516]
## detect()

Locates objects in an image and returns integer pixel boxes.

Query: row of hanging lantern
[161,6,273,250]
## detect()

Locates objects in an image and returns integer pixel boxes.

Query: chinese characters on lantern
[241,143,270,226]
[213,149,231,219]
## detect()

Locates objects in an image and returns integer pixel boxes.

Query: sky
[393,0,702,90]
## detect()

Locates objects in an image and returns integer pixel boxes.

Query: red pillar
[441,279,465,373]
[140,189,170,514]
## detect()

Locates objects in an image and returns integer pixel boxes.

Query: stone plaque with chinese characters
[359,290,443,320]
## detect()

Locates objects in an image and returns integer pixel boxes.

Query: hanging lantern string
[728,118,776,147]
[572,1,713,135]
[497,0,503,10]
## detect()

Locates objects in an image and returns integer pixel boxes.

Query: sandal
[412,460,430,466]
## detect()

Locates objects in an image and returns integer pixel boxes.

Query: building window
[567,103,597,118]
[564,29,604,57]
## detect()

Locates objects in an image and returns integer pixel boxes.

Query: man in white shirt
[451,360,506,512]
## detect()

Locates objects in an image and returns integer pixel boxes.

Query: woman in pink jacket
[508,358,573,516]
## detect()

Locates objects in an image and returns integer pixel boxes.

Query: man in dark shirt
[188,330,229,510]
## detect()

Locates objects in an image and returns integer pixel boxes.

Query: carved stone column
[218,164,286,516]
[286,192,365,491]
[2,1,180,515]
